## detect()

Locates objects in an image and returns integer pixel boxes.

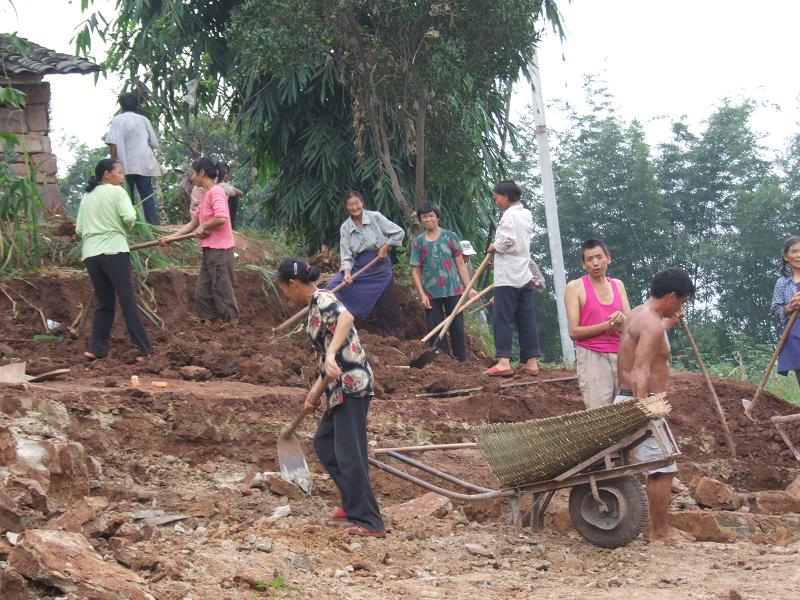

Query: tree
[79,0,563,246]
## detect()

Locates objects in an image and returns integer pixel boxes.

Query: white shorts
[613,393,677,475]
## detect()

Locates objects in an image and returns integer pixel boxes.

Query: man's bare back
[617,302,672,396]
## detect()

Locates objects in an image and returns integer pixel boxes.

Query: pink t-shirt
[576,275,622,354]
[192,184,235,249]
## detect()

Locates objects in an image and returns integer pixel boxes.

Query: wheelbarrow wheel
[568,475,648,549]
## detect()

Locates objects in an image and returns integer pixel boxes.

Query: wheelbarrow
[369,396,681,549]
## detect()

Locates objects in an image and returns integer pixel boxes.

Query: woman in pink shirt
[161,157,239,323]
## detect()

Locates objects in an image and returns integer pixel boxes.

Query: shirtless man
[616,267,694,542]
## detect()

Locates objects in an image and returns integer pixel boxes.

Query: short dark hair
[580,238,610,260]
[118,92,138,112]
[492,180,522,202]
[650,267,695,299]
[781,235,800,276]
[416,201,441,219]
[191,156,218,180]
[343,190,364,204]
[276,257,321,284]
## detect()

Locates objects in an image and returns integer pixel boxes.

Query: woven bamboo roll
[473,395,671,488]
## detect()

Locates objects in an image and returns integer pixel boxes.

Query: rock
[464,543,494,558]
[4,476,50,514]
[607,576,622,587]
[286,551,314,572]
[9,529,154,599]
[751,490,800,515]
[669,511,736,543]
[691,477,739,509]
[266,505,291,523]
[178,366,212,381]
[0,563,32,600]
[786,474,800,501]
[334,565,354,578]
[386,492,452,519]
[113,546,161,571]
[254,537,273,553]
[0,342,15,357]
[0,490,23,533]
[266,475,304,500]
[729,589,744,600]
[186,500,217,517]
[46,496,109,532]
[132,510,190,526]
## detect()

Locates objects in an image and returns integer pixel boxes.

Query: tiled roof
[0,34,100,76]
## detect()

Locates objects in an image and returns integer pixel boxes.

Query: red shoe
[330,507,347,521]
[347,525,386,538]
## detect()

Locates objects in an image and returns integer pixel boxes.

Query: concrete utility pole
[530,49,575,363]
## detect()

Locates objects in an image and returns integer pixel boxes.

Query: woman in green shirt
[75,159,150,362]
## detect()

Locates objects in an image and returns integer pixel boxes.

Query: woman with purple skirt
[771,235,800,388]
[326,191,406,339]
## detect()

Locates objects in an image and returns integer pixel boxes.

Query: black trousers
[313,395,384,531]
[84,252,150,358]
[125,174,160,225]
[425,295,466,362]
[227,196,239,230]
[375,278,405,340]
[493,284,541,362]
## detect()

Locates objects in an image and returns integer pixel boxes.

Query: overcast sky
[2,0,798,173]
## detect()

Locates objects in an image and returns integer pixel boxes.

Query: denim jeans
[125,174,160,225]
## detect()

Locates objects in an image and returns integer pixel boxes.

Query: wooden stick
[421,253,492,344]
[422,284,494,340]
[745,310,799,420]
[680,319,736,457]
[415,375,578,398]
[272,254,384,332]
[129,232,198,251]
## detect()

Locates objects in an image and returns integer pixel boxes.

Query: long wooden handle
[282,376,331,437]
[129,232,198,251]
[746,310,799,418]
[272,254,385,332]
[680,319,736,457]
[425,253,492,345]
[421,283,495,343]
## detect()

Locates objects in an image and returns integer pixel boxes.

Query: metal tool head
[277,431,313,493]
[409,348,437,369]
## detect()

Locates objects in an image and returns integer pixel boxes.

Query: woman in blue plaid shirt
[770,236,800,386]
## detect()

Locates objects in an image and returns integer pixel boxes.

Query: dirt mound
[1,268,798,496]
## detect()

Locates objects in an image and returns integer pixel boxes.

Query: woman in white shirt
[485,181,541,377]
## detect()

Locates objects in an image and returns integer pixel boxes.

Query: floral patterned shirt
[306,289,373,409]
[409,228,465,299]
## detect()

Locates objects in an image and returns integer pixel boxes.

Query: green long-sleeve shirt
[75,184,136,260]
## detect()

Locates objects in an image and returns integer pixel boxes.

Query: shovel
[410,252,492,369]
[277,376,331,493]
[743,310,798,421]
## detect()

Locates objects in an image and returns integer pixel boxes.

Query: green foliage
[0,75,44,274]
[57,138,107,217]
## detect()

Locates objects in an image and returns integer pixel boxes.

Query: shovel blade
[277,433,313,493]
[410,349,437,369]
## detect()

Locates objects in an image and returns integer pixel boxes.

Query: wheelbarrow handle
[272,254,384,332]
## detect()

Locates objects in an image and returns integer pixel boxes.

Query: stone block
[0,490,23,533]
[13,133,51,154]
[751,490,800,515]
[38,184,63,212]
[29,152,57,178]
[9,529,155,599]
[787,474,800,502]
[386,492,453,520]
[46,496,109,532]
[690,476,739,509]
[25,103,48,133]
[0,563,33,600]
[669,511,736,543]
[16,82,50,105]
[266,474,304,500]
[0,107,27,133]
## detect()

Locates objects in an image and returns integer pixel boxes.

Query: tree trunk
[414,91,427,209]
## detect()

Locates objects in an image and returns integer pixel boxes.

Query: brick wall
[0,75,62,211]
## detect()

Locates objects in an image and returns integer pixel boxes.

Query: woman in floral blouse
[276,257,386,538]
[771,236,800,387]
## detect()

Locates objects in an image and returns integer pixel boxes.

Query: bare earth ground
[1,265,799,599]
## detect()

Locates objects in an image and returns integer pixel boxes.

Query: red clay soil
[1,268,798,493]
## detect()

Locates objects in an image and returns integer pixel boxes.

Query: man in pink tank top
[564,239,631,408]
